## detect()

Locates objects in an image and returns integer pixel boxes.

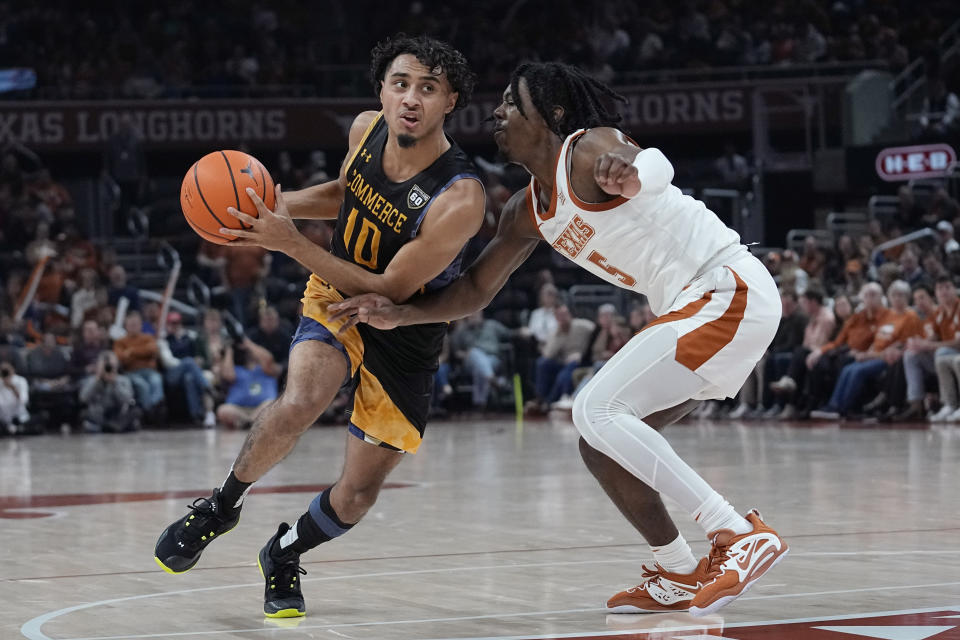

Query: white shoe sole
[688,547,790,617]
[607,603,691,614]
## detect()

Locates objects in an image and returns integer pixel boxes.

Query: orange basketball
[180,150,275,245]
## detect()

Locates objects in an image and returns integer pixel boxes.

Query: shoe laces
[180,497,225,544]
[270,557,307,596]
[705,537,733,578]
[627,563,666,592]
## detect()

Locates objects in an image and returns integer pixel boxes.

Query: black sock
[218,470,252,515]
[275,487,354,556]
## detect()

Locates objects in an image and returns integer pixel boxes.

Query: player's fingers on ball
[271,184,284,213]
[221,227,250,238]
[227,207,257,225]
[244,187,268,213]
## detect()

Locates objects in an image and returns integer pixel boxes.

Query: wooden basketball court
[3,415,959,639]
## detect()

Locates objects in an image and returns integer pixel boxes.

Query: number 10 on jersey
[343,207,381,269]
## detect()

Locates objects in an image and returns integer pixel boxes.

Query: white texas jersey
[527,129,744,315]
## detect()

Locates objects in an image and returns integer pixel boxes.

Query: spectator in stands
[450,310,511,411]
[628,300,654,333]
[869,282,938,421]
[432,334,453,416]
[247,305,292,368]
[196,308,229,388]
[79,351,138,433]
[915,277,960,422]
[812,280,920,418]
[26,331,70,391]
[778,250,808,295]
[103,114,147,235]
[196,240,227,287]
[899,248,926,286]
[524,283,560,345]
[162,311,215,427]
[141,300,161,335]
[770,285,836,419]
[918,77,959,137]
[224,246,269,327]
[70,319,106,379]
[714,143,750,188]
[70,267,100,329]
[800,283,889,417]
[929,189,960,224]
[0,312,26,349]
[731,288,808,419]
[0,358,29,434]
[842,258,867,298]
[113,310,164,414]
[936,220,960,255]
[526,304,594,414]
[106,264,141,311]
[799,236,826,281]
[922,254,949,282]
[570,308,631,406]
[215,337,280,430]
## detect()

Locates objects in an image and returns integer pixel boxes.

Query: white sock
[694,493,752,536]
[651,534,698,574]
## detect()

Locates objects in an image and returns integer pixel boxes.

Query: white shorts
[633,251,780,401]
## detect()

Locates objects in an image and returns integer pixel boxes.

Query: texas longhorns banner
[0,81,832,150]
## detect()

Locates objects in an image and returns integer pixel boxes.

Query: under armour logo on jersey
[407,184,431,209]
[557,190,566,206]
[360,149,372,163]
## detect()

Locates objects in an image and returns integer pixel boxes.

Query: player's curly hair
[370,34,476,114]
[510,62,628,138]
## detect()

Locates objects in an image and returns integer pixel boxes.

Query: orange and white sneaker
[607,557,713,613]
[689,509,789,617]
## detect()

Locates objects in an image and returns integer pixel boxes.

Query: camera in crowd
[0,363,13,379]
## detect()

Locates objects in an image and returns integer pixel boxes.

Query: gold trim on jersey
[344,112,383,173]
[301,274,423,453]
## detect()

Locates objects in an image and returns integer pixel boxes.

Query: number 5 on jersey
[587,250,636,286]
[343,207,381,269]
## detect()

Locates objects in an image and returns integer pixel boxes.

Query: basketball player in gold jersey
[154,35,484,619]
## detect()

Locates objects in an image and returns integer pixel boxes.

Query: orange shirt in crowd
[114,333,159,371]
[870,308,923,351]
[821,307,894,354]
[931,300,960,343]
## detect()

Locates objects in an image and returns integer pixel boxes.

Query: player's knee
[273,392,324,431]
[572,390,608,451]
[578,436,606,470]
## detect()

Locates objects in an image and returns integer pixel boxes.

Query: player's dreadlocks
[510,62,628,138]
[370,34,476,114]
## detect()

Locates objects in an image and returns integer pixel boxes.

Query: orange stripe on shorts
[675,268,748,371]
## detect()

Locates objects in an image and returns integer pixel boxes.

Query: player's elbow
[633,148,674,196]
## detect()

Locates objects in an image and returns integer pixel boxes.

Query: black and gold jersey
[329,113,480,432]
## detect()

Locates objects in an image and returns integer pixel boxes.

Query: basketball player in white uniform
[322,61,790,616]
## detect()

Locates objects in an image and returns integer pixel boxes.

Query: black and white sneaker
[258,523,307,618]
[154,488,240,574]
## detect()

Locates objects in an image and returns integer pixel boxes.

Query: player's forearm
[285,235,392,299]
[396,271,494,325]
[284,181,344,220]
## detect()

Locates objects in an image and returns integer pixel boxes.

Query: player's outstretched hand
[223,184,301,251]
[594,151,640,198]
[328,293,404,334]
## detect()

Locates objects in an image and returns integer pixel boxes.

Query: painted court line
[21,563,960,640]
[31,604,960,640]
